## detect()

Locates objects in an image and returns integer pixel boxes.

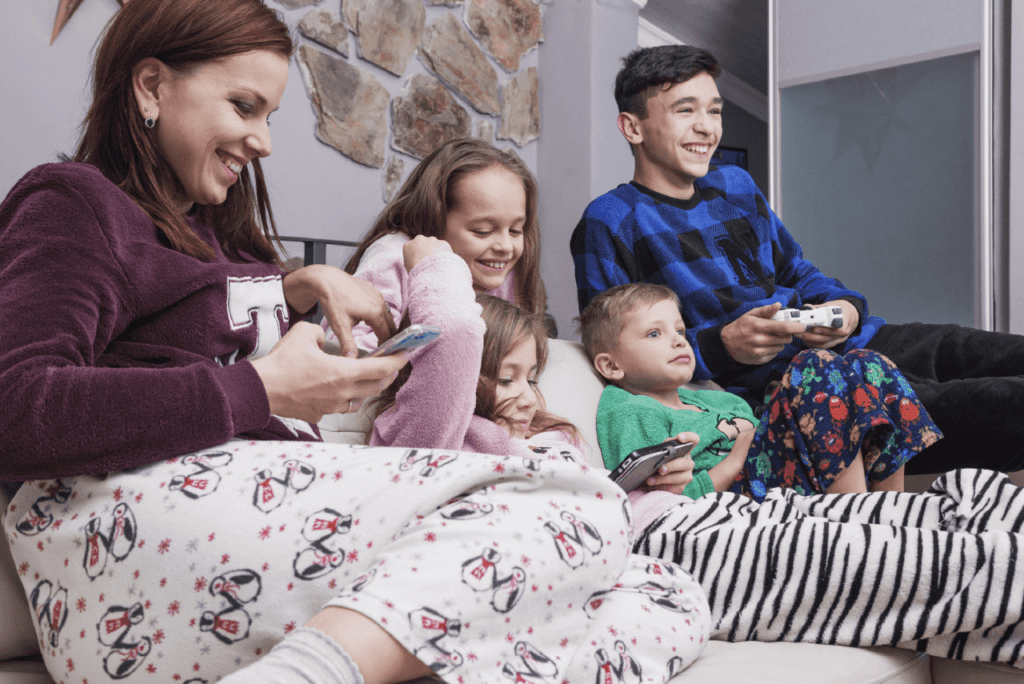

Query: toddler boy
[580,283,749,500]
[580,283,932,500]
[578,286,1024,665]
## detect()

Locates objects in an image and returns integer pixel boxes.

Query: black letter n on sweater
[715,218,775,295]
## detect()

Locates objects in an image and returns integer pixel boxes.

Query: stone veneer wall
[276,0,544,202]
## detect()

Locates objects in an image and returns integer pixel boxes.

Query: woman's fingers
[345,354,407,397]
[253,323,408,421]
[291,266,396,355]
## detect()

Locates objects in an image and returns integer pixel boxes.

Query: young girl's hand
[403,235,452,273]
[282,265,398,358]
[643,432,699,495]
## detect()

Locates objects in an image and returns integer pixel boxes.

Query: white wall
[777,0,982,87]
[537,0,641,339]
[0,0,538,269]
[0,2,101,189]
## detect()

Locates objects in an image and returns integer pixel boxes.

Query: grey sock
[218,627,365,684]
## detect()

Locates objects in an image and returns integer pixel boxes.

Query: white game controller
[771,306,844,328]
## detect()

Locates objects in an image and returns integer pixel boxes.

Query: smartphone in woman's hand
[364,324,442,357]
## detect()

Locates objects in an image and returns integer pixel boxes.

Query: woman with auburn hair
[325,137,548,353]
[0,1,708,683]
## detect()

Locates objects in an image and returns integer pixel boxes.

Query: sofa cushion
[0,659,54,684]
[678,641,930,684]
[932,656,1024,684]
[316,401,374,443]
[0,490,41,660]
[537,338,607,467]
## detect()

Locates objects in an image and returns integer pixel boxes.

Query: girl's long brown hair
[345,137,547,316]
[72,0,293,264]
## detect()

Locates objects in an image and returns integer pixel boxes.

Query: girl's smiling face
[494,333,540,438]
[442,165,526,292]
[140,50,288,213]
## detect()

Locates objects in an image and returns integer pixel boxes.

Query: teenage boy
[570,44,1024,475]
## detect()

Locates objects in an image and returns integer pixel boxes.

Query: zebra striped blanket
[635,468,1024,666]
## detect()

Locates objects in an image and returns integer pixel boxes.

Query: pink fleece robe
[369,249,559,460]
[325,231,516,351]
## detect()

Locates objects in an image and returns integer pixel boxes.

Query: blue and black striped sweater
[571,165,885,401]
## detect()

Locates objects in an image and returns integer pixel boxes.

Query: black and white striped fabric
[635,468,1024,666]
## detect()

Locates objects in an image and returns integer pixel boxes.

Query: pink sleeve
[323,233,409,351]
[370,250,485,450]
[486,268,516,304]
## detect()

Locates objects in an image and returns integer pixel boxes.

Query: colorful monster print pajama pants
[4,441,709,684]
[734,349,940,500]
[636,468,1024,667]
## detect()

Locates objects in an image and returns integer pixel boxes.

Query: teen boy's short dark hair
[614,45,721,118]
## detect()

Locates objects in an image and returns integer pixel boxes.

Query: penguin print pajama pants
[4,440,710,684]
[636,468,1024,667]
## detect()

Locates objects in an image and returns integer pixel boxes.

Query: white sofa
[4,338,1024,684]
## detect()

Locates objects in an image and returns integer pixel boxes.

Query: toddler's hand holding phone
[643,432,699,495]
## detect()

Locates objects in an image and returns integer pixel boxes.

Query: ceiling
[640,0,769,94]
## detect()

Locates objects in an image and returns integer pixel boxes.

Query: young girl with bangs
[370,235,582,460]
[324,137,547,355]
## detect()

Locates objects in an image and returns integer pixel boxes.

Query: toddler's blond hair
[577,283,681,361]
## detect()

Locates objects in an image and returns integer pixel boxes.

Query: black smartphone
[608,440,694,492]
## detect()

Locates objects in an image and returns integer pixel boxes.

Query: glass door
[769,0,994,329]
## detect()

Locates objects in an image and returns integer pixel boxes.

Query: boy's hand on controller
[798,300,859,350]
[721,303,805,366]
[403,235,452,274]
[642,432,699,495]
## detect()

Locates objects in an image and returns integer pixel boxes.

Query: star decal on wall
[51,0,129,45]
[813,66,925,172]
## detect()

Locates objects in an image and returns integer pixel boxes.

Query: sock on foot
[217,626,365,684]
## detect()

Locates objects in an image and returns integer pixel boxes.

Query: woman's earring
[143,107,155,129]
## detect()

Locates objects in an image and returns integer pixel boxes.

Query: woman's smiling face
[146,50,289,213]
